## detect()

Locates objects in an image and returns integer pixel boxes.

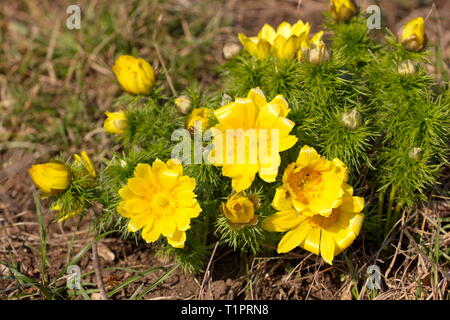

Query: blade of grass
[107,266,163,298]
[33,192,48,285]
[134,264,179,300]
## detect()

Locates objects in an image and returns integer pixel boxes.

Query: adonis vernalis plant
[29,0,448,273]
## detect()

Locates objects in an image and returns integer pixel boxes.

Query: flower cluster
[27,0,437,269]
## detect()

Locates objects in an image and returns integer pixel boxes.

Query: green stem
[384,186,397,237]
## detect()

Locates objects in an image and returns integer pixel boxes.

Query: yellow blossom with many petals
[274,145,348,217]
[400,17,425,52]
[262,183,364,264]
[208,88,298,192]
[29,162,70,195]
[112,55,155,95]
[238,20,311,60]
[104,111,128,135]
[117,159,201,248]
[220,192,259,230]
[329,0,357,23]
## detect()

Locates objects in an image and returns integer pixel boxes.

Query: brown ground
[0,0,449,300]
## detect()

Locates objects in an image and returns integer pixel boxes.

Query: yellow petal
[262,210,304,232]
[277,22,292,38]
[142,223,161,243]
[122,199,148,214]
[167,229,187,249]
[174,208,191,231]
[320,230,335,265]
[279,135,298,152]
[296,145,321,167]
[257,24,277,43]
[126,177,151,197]
[128,213,151,232]
[340,195,364,213]
[118,186,137,200]
[301,227,321,255]
[271,187,293,211]
[256,39,271,60]
[247,87,267,110]
[238,33,258,58]
[160,216,177,237]
[277,221,312,253]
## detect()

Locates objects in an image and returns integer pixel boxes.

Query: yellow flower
[220,192,259,230]
[29,162,70,195]
[274,145,348,217]
[104,111,128,135]
[117,159,201,248]
[262,184,364,264]
[400,17,425,52]
[209,87,298,192]
[186,107,214,133]
[238,20,311,60]
[112,55,155,94]
[74,151,96,177]
[329,0,357,23]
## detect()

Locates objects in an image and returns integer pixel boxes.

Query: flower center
[155,194,171,209]
[288,168,323,204]
[307,210,339,229]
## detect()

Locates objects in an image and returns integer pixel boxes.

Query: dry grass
[0,0,449,300]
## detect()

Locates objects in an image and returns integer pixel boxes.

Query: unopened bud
[307,41,330,65]
[341,109,362,130]
[175,95,192,114]
[223,42,242,60]
[408,147,422,161]
[398,60,416,75]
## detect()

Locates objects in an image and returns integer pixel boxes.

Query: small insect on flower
[117,159,202,249]
[186,107,214,134]
[262,146,364,264]
[112,55,155,95]
[29,162,70,195]
[104,110,128,135]
[220,192,259,230]
[238,20,311,60]
[329,0,357,23]
[400,17,426,52]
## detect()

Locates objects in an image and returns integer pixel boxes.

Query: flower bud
[112,55,155,95]
[398,60,416,75]
[104,111,128,135]
[174,95,192,114]
[400,17,425,52]
[29,162,70,194]
[220,192,259,230]
[329,0,357,23]
[408,147,422,161]
[341,109,362,130]
[223,42,242,60]
[306,40,330,64]
[186,107,214,134]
